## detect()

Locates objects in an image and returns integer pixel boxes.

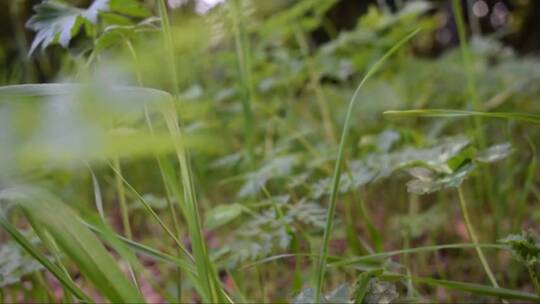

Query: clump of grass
[2,1,540,302]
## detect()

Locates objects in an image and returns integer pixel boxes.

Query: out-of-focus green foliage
[0,0,539,302]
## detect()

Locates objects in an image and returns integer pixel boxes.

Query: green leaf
[500,230,540,267]
[95,17,159,53]
[0,84,218,174]
[406,161,475,195]
[109,0,151,17]
[205,203,244,230]
[26,1,84,54]
[26,0,150,55]
[476,142,513,163]
[26,0,107,55]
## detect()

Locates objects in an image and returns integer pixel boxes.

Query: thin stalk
[457,187,499,288]
[108,162,193,260]
[229,0,256,164]
[40,231,75,303]
[313,29,421,302]
[111,158,140,289]
[33,273,55,302]
[157,1,228,301]
[452,0,499,238]
[126,38,184,302]
[403,194,419,297]
[112,158,132,239]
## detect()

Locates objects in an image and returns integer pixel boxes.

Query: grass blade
[0,215,92,303]
[383,109,540,124]
[314,28,421,302]
[381,273,539,302]
[157,1,228,301]
[329,243,506,268]
[107,161,193,260]
[0,186,144,303]
[83,221,196,274]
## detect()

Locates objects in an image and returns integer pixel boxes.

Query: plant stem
[111,158,141,290]
[452,0,499,239]
[125,37,184,302]
[157,1,228,301]
[112,158,132,239]
[313,29,420,302]
[457,187,499,288]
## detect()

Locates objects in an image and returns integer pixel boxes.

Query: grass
[313,27,421,302]
[1,0,540,303]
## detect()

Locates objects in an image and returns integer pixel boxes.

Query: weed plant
[1,0,540,303]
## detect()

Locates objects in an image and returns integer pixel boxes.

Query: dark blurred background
[1,0,539,83]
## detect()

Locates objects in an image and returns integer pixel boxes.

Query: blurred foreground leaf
[0,186,144,302]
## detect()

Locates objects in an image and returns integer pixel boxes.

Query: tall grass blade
[457,187,500,288]
[156,1,229,301]
[329,243,505,268]
[314,28,421,301]
[384,109,540,124]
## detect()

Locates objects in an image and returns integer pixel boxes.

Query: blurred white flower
[167,0,224,14]
[167,0,186,9]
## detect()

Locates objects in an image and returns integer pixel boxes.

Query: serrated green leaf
[26,0,106,55]
[500,230,540,266]
[26,2,83,53]
[406,162,475,195]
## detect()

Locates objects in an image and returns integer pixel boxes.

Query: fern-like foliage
[224,199,327,265]
[0,240,44,287]
[500,229,540,266]
[293,278,399,304]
